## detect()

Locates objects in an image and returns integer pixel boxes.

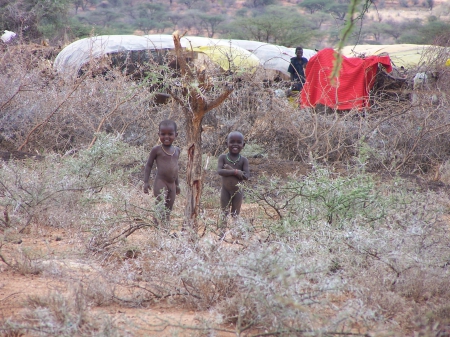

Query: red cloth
[300,48,392,110]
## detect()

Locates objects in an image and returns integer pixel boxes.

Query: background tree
[0,1,39,40]
[134,3,169,33]
[326,0,351,21]
[228,6,314,46]
[244,0,276,9]
[310,11,331,29]
[179,0,205,10]
[382,19,404,41]
[166,11,184,30]
[198,13,225,38]
[0,0,71,41]
[361,20,391,42]
[424,0,434,11]
[399,18,450,44]
[87,8,122,28]
[299,0,328,14]
[72,0,87,14]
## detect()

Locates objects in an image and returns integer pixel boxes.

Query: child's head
[159,120,177,132]
[227,131,245,154]
[159,120,178,146]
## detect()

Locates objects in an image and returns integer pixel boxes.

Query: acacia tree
[299,0,329,14]
[230,6,314,46]
[198,13,225,38]
[170,31,233,231]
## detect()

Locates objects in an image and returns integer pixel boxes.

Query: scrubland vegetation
[1,0,450,48]
[2,13,450,337]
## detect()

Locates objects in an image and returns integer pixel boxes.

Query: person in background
[288,46,308,92]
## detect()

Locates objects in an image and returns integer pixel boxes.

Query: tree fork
[171,31,233,231]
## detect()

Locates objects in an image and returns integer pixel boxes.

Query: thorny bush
[1,42,450,336]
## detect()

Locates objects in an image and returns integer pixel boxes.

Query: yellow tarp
[192,45,260,72]
[341,44,443,68]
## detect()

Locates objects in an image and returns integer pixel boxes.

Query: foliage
[0,133,141,231]
[243,0,276,8]
[2,30,450,335]
[2,71,450,335]
[226,5,316,46]
[197,13,225,38]
[298,0,329,14]
[399,19,450,44]
[3,287,121,336]
[1,0,71,40]
[134,3,170,34]
[243,167,384,228]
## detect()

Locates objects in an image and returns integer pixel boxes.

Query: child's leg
[230,191,243,217]
[164,183,177,223]
[219,188,232,237]
[153,179,173,225]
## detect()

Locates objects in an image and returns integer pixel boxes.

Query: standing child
[143,120,181,223]
[217,131,250,237]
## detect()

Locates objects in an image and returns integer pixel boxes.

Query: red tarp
[300,48,392,110]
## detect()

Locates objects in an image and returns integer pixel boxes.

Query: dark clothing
[288,56,308,91]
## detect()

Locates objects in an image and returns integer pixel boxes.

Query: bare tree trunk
[171,31,233,232]
[183,111,203,230]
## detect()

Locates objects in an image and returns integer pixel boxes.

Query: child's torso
[155,147,179,183]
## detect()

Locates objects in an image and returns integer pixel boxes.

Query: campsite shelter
[53,34,316,79]
[301,48,392,110]
[341,44,441,68]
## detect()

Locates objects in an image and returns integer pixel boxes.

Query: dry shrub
[2,41,450,175]
[3,40,450,336]
[83,276,114,307]
[18,285,120,336]
[0,45,183,153]
[0,239,52,275]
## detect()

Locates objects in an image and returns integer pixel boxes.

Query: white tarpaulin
[1,30,16,43]
[54,34,316,79]
[341,44,443,68]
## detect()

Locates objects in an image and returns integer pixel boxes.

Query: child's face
[227,134,244,155]
[159,125,177,146]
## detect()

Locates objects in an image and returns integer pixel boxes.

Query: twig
[0,292,21,302]
[18,74,88,151]
[0,84,28,111]
[88,91,139,149]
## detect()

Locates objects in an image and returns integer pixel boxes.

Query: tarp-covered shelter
[54,34,316,79]
[301,48,392,110]
[341,44,435,68]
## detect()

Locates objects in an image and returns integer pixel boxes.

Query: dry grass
[1,41,450,336]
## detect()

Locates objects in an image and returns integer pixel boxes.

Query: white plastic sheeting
[54,34,316,79]
[1,30,16,43]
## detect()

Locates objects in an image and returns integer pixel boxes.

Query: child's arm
[175,176,180,195]
[143,147,158,194]
[217,155,235,177]
[218,156,249,180]
[175,147,181,195]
